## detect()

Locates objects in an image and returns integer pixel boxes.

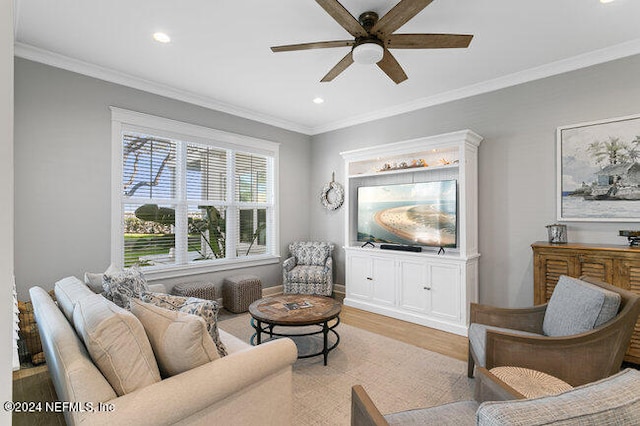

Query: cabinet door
[428,263,461,321]
[371,256,396,306]
[398,259,428,312]
[615,259,640,363]
[575,255,613,283]
[347,254,372,300]
[535,254,573,303]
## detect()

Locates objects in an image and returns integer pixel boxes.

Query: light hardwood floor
[12,365,65,426]
[341,305,469,361]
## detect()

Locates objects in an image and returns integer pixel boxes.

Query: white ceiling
[14,0,640,135]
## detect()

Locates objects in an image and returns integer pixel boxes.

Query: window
[111,108,279,277]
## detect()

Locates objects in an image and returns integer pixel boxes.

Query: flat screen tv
[357,180,457,248]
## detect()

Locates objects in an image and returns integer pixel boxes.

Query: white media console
[340,130,482,336]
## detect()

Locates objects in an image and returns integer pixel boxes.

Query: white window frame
[110,107,280,280]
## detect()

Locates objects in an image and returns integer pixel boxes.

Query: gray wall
[311,54,640,308]
[14,53,640,307]
[2,0,15,409]
[14,58,312,300]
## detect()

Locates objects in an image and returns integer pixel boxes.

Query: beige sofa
[30,276,297,426]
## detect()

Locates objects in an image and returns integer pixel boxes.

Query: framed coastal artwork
[557,113,640,221]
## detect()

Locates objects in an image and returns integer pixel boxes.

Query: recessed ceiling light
[600,0,614,3]
[153,32,171,43]
[313,97,325,104]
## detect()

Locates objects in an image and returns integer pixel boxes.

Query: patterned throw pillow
[141,291,228,357]
[140,291,187,310]
[102,266,149,310]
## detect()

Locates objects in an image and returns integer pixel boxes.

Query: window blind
[117,127,276,269]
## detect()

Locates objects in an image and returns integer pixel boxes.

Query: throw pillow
[84,263,121,294]
[142,292,228,357]
[130,299,219,377]
[102,265,149,310]
[543,275,621,337]
[72,294,161,396]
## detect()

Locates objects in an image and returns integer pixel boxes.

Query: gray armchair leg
[467,347,475,378]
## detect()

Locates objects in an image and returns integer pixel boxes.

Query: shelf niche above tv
[340,130,482,336]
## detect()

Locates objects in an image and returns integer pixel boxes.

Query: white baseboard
[262,285,283,297]
[261,284,345,298]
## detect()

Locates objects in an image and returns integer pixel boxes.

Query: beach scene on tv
[357,180,457,248]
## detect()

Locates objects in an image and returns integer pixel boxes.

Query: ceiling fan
[270,0,473,84]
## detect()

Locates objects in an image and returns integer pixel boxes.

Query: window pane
[188,205,226,261]
[124,203,175,267]
[122,135,176,199]
[186,145,227,201]
[235,153,267,202]
[239,210,254,243]
[237,208,267,257]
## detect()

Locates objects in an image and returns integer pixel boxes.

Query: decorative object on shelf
[546,224,567,244]
[619,230,640,247]
[320,172,344,210]
[377,157,433,172]
[557,113,640,221]
[439,158,450,165]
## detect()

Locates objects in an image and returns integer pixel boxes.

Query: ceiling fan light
[353,42,384,65]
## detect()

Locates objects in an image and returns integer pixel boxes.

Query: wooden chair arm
[351,385,388,426]
[474,367,524,403]
[470,302,547,334]
[485,324,628,386]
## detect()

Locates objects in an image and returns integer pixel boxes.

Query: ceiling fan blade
[372,0,434,36]
[321,51,354,82]
[315,0,368,38]
[271,40,355,53]
[377,49,408,84]
[386,34,473,49]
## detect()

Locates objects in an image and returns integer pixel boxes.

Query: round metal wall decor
[321,180,344,210]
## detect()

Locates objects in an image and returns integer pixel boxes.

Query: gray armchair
[282,241,334,296]
[351,368,640,425]
[468,275,640,387]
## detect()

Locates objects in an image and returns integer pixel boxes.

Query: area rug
[218,312,474,426]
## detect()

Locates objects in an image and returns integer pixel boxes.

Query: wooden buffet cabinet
[532,241,640,364]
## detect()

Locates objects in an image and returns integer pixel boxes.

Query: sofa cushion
[102,265,149,310]
[218,329,251,354]
[476,368,640,425]
[287,265,327,284]
[543,275,621,337]
[54,276,95,321]
[130,299,219,377]
[142,291,228,357]
[468,323,541,367]
[72,294,161,396]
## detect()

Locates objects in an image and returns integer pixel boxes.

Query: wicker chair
[351,368,640,426]
[282,241,334,296]
[467,275,640,387]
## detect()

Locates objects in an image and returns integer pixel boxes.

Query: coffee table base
[250,317,340,366]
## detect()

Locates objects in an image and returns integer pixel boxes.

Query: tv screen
[357,180,457,248]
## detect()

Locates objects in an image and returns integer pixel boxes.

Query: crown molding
[309,38,640,135]
[13,42,313,135]
[14,37,640,137]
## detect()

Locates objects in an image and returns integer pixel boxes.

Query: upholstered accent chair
[468,275,640,387]
[351,368,640,426]
[283,241,334,296]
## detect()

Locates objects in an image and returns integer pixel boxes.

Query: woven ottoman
[223,275,262,313]
[171,281,217,301]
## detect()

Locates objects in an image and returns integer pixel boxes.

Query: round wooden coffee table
[248,295,341,366]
